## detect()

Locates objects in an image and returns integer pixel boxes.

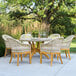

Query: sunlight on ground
[71,39,76,48]
[71,43,76,47]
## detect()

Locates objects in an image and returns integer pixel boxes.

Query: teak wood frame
[4,48,16,58]
[24,42,49,59]
[9,51,31,66]
[61,48,71,60]
[4,48,10,56]
[40,51,63,66]
[54,48,71,60]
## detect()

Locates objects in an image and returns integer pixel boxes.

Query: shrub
[53,24,66,35]
[0,34,5,57]
[12,31,21,39]
[32,30,39,37]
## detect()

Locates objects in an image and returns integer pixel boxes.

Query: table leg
[32,52,35,57]
[42,52,49,59]
[31,41,49,59]
[31,42,36,57]
[43,53,49,59]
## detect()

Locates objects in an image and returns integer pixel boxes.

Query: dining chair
[2,34,13,56]
[20,34,33,57]
[20,34,33,44]
[7,38,31,66]
[44,34,61,44]
[40,37,63,66]
[61,35,75,60]
[48,34,60,39]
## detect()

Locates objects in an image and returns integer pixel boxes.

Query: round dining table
[20,38,52,59]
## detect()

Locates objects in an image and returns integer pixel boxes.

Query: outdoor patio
[0,53,76,76]
[0,0,76,76]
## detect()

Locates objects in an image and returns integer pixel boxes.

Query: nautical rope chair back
[7,38,31,66]
[40,37,63,66]
[7,38,23,48]
[48,34,60,39]
[20,34,33,44]
[40,37,64,52]
[20,34,33,40]
[62,35,75,49]
[2,34,13,56]
[7,38,31,52]
[2,34,13,48]
[50,37,64,52]
[61,35,75,60]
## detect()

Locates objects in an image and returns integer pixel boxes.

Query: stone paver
[0,54,76,76]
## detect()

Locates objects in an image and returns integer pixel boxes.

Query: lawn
[70,39,76,53]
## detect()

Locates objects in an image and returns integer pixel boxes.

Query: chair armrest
[63,39,72,43]
[16,40,31,47]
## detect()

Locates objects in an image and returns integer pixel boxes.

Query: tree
[1,0,76,35]
[50,0,76,35]
[4,0,64,32]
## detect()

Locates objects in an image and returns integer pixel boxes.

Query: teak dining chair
[7,38,31,66]
[2,34,13,56]
[61,35,75,60]
[40,37,63,66]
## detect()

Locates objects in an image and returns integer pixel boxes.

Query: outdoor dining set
[2,34,75,66]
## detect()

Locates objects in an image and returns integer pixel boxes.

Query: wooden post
[40,52,42,64]
[51,53,53,66]
[4,48,7,56]
[21,54,22,62]
[17,54,19,66]
[9,52,13,63]
[65,50,67,58]
[59,53,63,64]
[68,49,71,60]
[29,52,31,64]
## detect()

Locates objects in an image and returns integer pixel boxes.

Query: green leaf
[43,14,46,18]
[37,10,44,16]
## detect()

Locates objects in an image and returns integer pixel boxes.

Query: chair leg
[14,53,16,58]
[40,52,42,64]
[68,49,71,60]
[29,52,31,64]
[4,48,7,56]
[54,54,56,58]
[51,53,53,66]
[21,54,22,62]
[57,54,59,60]
[17,54,19,66]
[65,50,67,58]
[59,53,63,64]
[42,52,49,59]
[24,54,27,57]
[9,52,13,63]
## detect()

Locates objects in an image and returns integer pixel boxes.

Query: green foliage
[0,31,5,57]
[0,0,76,56]
[9,10,25,20]
[50,2,76,35]
[0,0,75,35]
[0,39,5,57]
[37,10,44,16]
[12,32,21,39]
[22,25,25,34]
[53,24,66,35]
[32,30,39,37]
[74,28,76,34]
[70,39,76,53]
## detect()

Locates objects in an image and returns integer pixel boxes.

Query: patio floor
[0,53,76,76]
